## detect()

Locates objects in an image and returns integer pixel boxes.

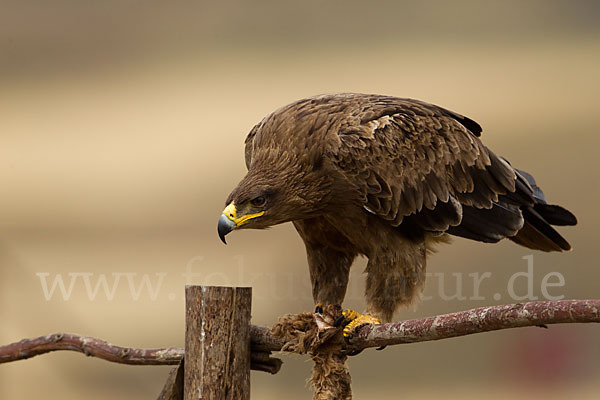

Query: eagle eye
[250,196,266,207]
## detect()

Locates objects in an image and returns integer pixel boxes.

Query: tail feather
[533,204,577,226]
[509,207,572,251]
[446,162,576,252]
[508,221,564,252]
[509,168,576,251]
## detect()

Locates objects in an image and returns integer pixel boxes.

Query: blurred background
[1,0,599,398]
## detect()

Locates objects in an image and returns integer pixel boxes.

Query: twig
[1,300,598,369]
[0,333,183,365]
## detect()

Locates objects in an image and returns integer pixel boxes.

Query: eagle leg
[292,218,358,308]
[364,240,427,322]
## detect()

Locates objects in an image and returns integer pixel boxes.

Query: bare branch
[0,333,183,365]
[350,300,600,350]
[1,300,598,370]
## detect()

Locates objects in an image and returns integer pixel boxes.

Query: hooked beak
[217,202,265,244]
[217,214,236,244]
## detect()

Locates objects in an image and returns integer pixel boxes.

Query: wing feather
[332,98,517,234]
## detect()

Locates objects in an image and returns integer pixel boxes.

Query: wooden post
[184,286,251,400]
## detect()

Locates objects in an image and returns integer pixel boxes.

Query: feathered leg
[365,240,427,322]
[307,246,355,307]
[293,219,357,308]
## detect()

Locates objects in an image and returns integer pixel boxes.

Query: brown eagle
[218,93,576,335]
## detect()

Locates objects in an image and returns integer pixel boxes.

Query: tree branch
[0,333,183,365]
[350,299,600,350]
[1,300,598,370]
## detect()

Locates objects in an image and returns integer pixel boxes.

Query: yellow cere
[222,202,265,227]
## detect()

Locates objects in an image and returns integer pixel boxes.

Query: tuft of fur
[310,352,352,400]
[271,305,352,400]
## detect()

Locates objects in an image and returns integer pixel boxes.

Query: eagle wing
[330,97,537,243]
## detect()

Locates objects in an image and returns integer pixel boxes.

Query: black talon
[376,345,387,351]
[536,324,549,329]
[342,348,364,356]
[334,315,346,327]
[315,305,324,314]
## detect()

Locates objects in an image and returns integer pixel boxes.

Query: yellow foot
[335,309,380,340]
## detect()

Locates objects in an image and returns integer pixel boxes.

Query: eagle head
[217,149,331,244]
